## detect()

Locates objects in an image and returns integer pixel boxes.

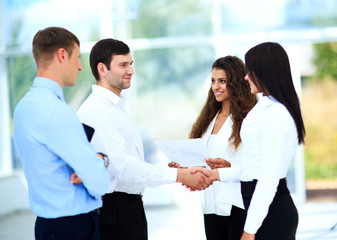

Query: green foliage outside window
[312,42,337,82]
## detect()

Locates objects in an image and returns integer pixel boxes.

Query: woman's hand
[241,232,255,240]
[168,162,188,169]
[168,162,181,168]
[205,158,231,169]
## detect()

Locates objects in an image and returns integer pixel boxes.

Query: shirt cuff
[161,167,178,183]
[244,216,259,234]
[219,167,239,182]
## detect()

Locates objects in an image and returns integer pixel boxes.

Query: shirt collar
[92,85,124,107]
[33,77,65,102]
[259,94,279,107]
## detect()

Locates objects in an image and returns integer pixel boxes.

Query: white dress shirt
[77,85,177,194]
[219,95,298,234]
[200,113,244,216]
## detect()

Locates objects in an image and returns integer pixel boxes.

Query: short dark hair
[245,42,305,144]
[32,27,79,66]
[89,38,130,80]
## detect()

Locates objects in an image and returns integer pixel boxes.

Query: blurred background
[0,0,337,239]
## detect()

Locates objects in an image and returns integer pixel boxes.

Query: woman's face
[211,68,230,103]
[244,73,259,94]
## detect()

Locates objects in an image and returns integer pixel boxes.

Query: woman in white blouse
[170,56,256,240]
[204,42,306,240]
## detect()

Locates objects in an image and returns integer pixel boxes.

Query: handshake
[175,166,220,191]
[170,158,229,191]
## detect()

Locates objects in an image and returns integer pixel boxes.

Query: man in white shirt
[77,38,213,240]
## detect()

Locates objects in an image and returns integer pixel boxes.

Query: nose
[78,60,83,72]
[127,65,134,75]
[213,81,220,89]
[244,74,249,81]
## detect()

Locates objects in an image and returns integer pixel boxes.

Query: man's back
[14,77,108,218]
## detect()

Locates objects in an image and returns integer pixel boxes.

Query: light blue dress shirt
[14,77,109,219]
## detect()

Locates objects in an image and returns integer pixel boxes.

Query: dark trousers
[35,211,99,240]
[241,178,298,240]
[204,205,246,240]
[98,192,147,240]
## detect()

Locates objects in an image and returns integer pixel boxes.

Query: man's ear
[97,62,106,76]
[56,48,67,63]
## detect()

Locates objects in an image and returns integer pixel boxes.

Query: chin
[215,97,223,102]
[123,84,131,90]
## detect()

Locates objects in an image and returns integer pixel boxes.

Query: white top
[200,113,244,216]
[77,85,177,194]
[220,95,298,234]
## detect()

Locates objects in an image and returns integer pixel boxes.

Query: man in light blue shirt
[13,27,109,240]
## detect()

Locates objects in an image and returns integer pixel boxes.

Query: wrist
[97,152,109,168]
[213,169,220,181]
[176,168,187,183]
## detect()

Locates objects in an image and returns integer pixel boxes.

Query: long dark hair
[245,42,305,144]
[190,56,257,150]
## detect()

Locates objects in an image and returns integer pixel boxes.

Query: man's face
[63,44,83,87]
[103,53,134,96]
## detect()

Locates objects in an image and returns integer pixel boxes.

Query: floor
[1,186,337,240]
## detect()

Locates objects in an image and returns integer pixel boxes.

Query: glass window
[130,45,215,142]
[6,0,333,203]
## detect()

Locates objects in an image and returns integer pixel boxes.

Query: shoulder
[16,88,68,118]
[261,98,295,132]
[77,93,104,116]
[264,98,291,120]
[77,92,119,126]
[49,103,78,123]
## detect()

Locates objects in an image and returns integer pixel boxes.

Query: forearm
[109,156,177,187]
[217,163,240,182]
[47,109,109,198]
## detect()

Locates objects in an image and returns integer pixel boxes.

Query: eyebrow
[119,61,133,65]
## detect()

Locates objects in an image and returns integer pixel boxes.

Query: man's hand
[190,167,220,182]
[205,158,231,169]
[241,232,255,240]
[70,172,82,184]
[176,167,213,190]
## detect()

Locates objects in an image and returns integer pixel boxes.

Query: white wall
[0,173,30,216]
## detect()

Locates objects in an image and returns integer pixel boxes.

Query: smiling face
[244,73,260,94]
[211,68,230,103]
[98,53,134,96]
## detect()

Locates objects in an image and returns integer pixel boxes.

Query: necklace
[221,112,229,117]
